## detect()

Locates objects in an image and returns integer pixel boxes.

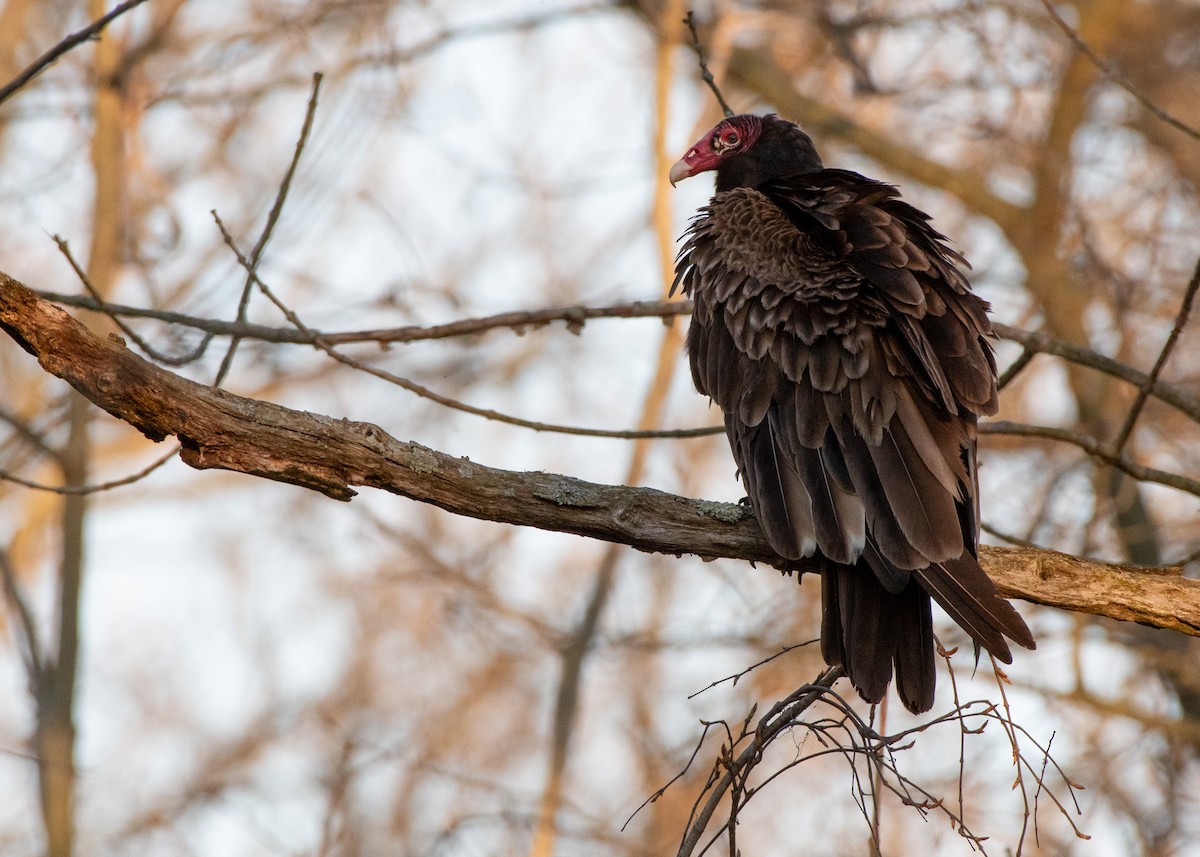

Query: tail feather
[892,584,936,714]
[821,562,936,714]
[839,562,897,703]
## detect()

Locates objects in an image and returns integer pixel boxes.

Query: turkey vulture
[670,114,1034,714]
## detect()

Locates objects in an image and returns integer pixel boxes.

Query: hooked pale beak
[669,156,696,187]
[668,141,722,187]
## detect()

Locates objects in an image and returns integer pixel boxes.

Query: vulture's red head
[669,114,823,192]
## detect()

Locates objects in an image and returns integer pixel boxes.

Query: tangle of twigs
[644,652,1087,857]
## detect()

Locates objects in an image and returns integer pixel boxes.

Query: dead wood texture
[2,271,1198,637]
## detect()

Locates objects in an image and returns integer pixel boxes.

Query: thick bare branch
[2,272,1198,636]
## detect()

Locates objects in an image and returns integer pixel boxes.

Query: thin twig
[1110,256,1200,454]
[990,655,1034,853]
[938,648,970,841]
[0,0,152,107]
[624,723,723,831]
[212,219,722,440]
[684,12,735,118]
[341,4,615,77]
[990,668,1090,845]
[213,71,323,385]
[0,548,44,689]
[51,235,211,366]
[37,292,688,345]
[1036,0,1200,142]
[996,347,1036,391]
[981,522,1047,552]
[982,420,1200,498]
[687,640,819,699]
[0,404,60,462]
[0,446,179,495]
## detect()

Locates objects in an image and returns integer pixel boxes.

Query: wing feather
[865,422,964,562]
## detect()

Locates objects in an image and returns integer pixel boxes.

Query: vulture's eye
[712,130,740,153]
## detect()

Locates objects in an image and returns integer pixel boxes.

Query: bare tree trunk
[32,5,128,852]
[35,399,87,857]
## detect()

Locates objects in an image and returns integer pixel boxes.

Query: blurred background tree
[0,1,1197,855]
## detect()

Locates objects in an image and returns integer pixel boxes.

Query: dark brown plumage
[670,114,1034,713]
